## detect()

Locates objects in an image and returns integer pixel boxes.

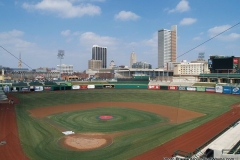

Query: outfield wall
[2,82,240,96]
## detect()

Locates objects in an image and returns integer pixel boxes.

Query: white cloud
[79,32,118,47]
[208,25,240,41]
[193,36,201,41]
[61,30,82,42]
[22,0,101,18]
[115,11,140,21]
[208,25,231,37]
[69,0,105,2]
[169,0,190,13]
[179,18,197,25]
[141,32,157,48]
[61,30,71,36]
[0,30,36,49]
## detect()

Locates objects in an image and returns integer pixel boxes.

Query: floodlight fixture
[57,50,65,79]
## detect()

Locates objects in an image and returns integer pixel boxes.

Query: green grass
[13,89,240,160]
[47,107,167,132]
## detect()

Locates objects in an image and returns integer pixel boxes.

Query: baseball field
[1,89,240,160]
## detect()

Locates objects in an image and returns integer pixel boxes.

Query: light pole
[57,50,65,80]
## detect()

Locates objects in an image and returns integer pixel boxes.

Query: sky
[0,0,240,71]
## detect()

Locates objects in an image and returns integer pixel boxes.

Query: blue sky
[0,0,240,71]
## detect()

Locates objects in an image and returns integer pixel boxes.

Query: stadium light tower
[57,50,65,79]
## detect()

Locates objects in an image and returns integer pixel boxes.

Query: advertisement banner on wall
[3,85,10,92]
[208,59,212,68]
[148,85,160,90]
[215,86,223,93]
[103,85,114,89]
[168,86,178,90]
[232,87,240,95]
[233,58,239,69]
[44,86,52,91]
[223,86,232,94]
[178,86,187,91]
[80,85,88,89]
[87,85,95,89]
[35,86,43,91]
[206,87,215,92]
[30,86,34,91]
[196,87,205,92]
[21,87,30,92]
[12,87,18,92]
[160,86,168,90]
[72,85,80,90]
[187,87,196,91]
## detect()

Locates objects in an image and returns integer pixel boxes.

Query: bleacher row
[11,81,57,86]
[0,87,8,102]
[174,119,240,158]
[228,140,240,154]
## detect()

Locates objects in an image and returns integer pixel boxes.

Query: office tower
[88,60,102,69]
[92,45,107,68]
[130,51,137,68]
[158,25,177,69]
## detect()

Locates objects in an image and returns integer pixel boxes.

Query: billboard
[187,87,196,91]
[148,85,160,90]
[233,58,239,69]
[206,87,215,92]
[35,86,43,91]
[12,87,18,92]
[168,86,178,90]
[72,85,80,90]
[232,87,240,95]
[223,86,232,94]
[178,86,187,91]
[30,86,34,91]
[215,86,223,93]
[208,59,212,69]
[44,86,52,91]
[160,86,168,90]
[103,85,114,89]
[196,87,205,92]
[212,57,233,70]
[21,87,30,92]
[87,85,95,89]
[80,85,88,89]
[3,85,10,92]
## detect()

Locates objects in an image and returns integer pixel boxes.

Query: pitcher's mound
[59,133,112,151]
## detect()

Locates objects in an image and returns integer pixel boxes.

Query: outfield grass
[14,90,240,160]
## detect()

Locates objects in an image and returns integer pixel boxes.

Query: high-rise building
[132,61,152,69]
[130,51,137,68]
[92,45,107,68]
[158,25,177,69]
[88,60,102,69]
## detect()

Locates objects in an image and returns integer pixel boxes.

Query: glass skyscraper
[92,45,107,68]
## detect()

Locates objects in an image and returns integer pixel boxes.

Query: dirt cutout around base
[29,102,204,151]
[59,133,112,151]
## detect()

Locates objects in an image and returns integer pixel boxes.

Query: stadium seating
[228,140,240,154]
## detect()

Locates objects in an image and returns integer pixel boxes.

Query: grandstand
[192,120,240,159]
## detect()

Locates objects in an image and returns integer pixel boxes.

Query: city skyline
[0,0,240,71]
